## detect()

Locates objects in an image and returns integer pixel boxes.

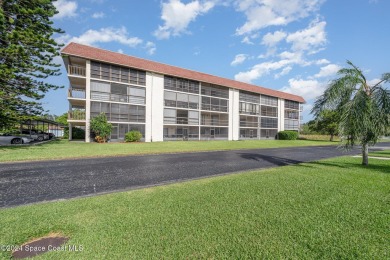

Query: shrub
[90,113,112,143]
[277,130,298,140]
[63,127,85,139]
[125,130,142,142]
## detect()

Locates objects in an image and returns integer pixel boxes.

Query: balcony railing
[68,88,86,99]
[68,110,86,120]
[68,65,86,77]
[201,104,228,112]
[201,119,229,126]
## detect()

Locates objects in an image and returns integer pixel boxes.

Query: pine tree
[0,0,64,129]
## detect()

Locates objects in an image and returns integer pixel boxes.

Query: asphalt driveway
[1,144,388,208]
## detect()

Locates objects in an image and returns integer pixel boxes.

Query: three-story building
[62,42,304,142]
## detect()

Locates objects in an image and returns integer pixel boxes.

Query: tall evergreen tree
[0,0,64,129]
[312,61,390,165]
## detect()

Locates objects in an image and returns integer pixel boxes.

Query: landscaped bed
[0,154,388,259]
[0,138,339,162]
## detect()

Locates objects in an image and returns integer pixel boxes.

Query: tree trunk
[330,134,334,142]
[362,143,369,166]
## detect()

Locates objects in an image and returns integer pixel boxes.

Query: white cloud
[154,0,215,39]
[66,27,143,48]
[286,18,327,52]
[280,78,326,101]
[145,41,157,55]
[234,59,293,83]
[117,49,124,54]
[261,30,287,47]
[92,12,105,19]
[274,66,292,79]
[315,59,330,65]
[367,78,382,86]
[241,36,254,45]
[235,0,324,35]
[53,0,77,19]
[314,64,340,78]
[231,54,248,66]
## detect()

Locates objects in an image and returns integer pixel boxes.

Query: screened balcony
[68,65,86,77]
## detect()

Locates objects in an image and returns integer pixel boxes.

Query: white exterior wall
[278,99,285,132]
[229,88,240,141]
[145,72,164,142]
[85,60,91,142]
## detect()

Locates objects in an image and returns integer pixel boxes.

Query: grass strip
[0,156,388,259]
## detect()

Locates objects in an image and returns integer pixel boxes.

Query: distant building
[62,42,304,142]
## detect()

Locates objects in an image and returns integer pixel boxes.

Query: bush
[277,130,298,140]
[90,113,112,143]
[63,127,85,139]
[125,130,142,142]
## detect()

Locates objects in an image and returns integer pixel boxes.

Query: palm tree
[312,61,390,165]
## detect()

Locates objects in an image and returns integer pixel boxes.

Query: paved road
[1,144,389,208]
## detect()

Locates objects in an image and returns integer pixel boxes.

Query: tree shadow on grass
[298,160,390,175]
[238,152,389,174]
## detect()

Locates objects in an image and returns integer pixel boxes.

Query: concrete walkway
[1,143,389,208]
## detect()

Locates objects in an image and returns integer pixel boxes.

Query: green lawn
[0,155,389,259]
[0,138,338,162]
[369,149,390,158]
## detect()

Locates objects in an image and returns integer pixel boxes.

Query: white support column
[68,123,72,141]
[145,72,164,142]
[278,99,285,132]
[85,60,91,142]
[229,88,240,141]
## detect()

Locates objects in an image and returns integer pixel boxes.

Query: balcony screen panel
[188,111,199,119]
[261,95,278,106]
[285,100,300,110]
[240,91,260,103]
[177,93,188,102]
[188,95,199,103]
[111,66,120,82]
[261,106,278,117]
[120,68,129,83]
[164,108,176,117]
[164,91,176,100]
[260,117,278,128]
[111,83,127,95]
[91,81,110,92]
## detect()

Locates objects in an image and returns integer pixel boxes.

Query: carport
[21,119,65,138]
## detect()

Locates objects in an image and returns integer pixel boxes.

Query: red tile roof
[62,42,305,103]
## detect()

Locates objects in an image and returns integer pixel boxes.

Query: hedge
[277,130,298,140]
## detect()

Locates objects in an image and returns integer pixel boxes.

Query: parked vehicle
[44,132,55,139]
[0,133,34,145]
[21,130,49,141]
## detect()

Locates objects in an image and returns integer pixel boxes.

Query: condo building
[62,42,304,142]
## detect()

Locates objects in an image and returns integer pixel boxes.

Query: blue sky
[44,0,390,122]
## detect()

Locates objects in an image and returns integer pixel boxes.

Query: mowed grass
[369,149,390,158]
[0,155,389,259]
[0,138,338,162]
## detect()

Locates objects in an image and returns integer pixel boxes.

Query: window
[239,102,259,115]
[261,106,277,117]
[201,83,229,98]
[164,108,176,124]
[285,100,299,110]
[284,119,299,130]
[128,86,146,105]
[90,61,146,86]
[284,109,299,119]
[261,95,278,106]
[164,76,199,94]
[261,117,278,128]
[240,116,258,127]
[239,91,260,103]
